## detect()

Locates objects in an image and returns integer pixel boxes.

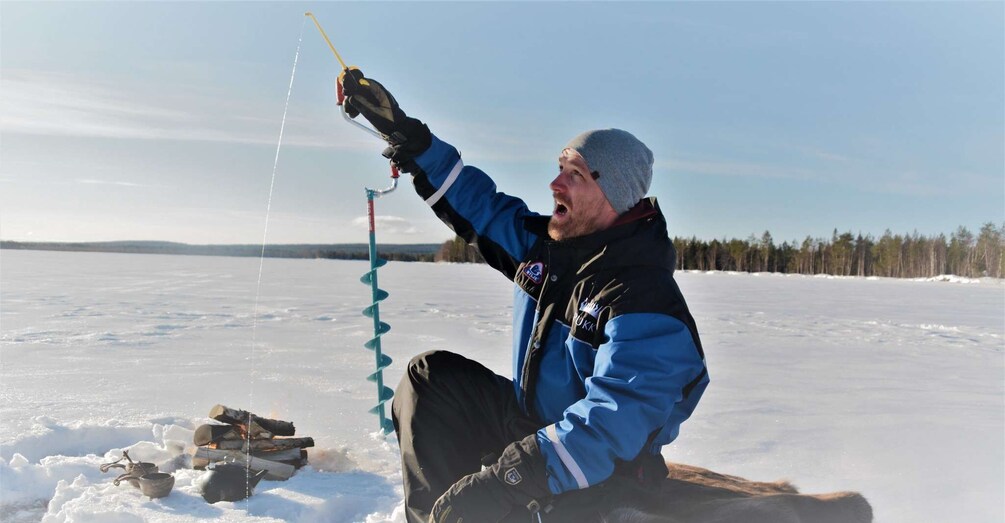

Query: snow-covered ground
[1,250,1002,523]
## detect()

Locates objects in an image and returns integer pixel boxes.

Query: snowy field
[1,249,1002,523]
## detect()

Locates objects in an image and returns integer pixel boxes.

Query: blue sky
[1,1,1002,245]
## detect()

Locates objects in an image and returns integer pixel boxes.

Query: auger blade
[365,356,393,382]
[367,387,394,411]
[357,191,397,437]
[362,290,389,317]
[360,259,388,284]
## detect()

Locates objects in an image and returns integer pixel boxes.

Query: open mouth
[554,202,569,217]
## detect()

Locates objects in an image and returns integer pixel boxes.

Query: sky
[1,1,1002,245]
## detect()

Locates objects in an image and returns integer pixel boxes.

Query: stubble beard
[548,213,595,241]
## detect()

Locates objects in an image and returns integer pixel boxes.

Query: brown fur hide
[602,462,873,523]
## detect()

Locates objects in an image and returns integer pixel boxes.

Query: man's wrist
[381,120,432,171]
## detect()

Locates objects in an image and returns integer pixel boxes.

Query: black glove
[430,434,551,523]
[338,68,431,162]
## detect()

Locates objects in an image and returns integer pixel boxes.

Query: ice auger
[360,167,399,435]
[307,11,397,434]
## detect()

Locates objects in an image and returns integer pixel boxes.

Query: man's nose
[549,174,565,192]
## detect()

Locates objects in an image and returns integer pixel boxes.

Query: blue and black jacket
[410,134,709,495]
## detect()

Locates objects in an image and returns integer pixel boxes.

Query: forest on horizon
[4,223,1003,280]
[437,222,1005,279]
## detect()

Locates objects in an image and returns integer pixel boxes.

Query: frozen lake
[1,250,1002,522]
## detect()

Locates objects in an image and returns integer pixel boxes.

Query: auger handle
[335,67,387,140]
[367,163,400,197]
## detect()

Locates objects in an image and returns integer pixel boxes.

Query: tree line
[0,241,439,262]
[436,223,1005,279]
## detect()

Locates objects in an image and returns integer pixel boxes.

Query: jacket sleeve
[535,312,708,494]
[410,134,541,279]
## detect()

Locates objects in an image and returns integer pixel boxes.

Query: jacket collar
[526,198,663,244]
[524,197,674,270]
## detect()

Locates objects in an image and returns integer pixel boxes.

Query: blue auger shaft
[362,188,395,434]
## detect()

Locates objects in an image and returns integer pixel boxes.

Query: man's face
[548,149,619,241]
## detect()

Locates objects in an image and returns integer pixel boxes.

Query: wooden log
[192,448,295,481]
[191,457,303,478]
[253,449,308,469]
[195,447,303,464]
[194,448,308,470]
[208,404,295,436]
[294,449,308,469]
[214,437,314,452]
[261,449,307,469]
[246,421,275,439]
[274,449,308,469]
[194,424,275,446]
[195,424,234,446]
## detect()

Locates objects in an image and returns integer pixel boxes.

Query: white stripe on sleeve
[424,159,464,207]
[546,424,589,489]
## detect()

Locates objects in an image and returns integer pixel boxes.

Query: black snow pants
[391,350,666,523]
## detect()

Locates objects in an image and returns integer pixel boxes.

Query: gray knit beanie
[565,129,653,214]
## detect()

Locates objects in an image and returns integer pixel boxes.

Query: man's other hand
[429,434,550,523]
[429,469,512,523]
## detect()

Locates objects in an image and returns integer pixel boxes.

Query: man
[340,69,708,523]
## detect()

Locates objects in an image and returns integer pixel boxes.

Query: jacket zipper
[519,243,557,414]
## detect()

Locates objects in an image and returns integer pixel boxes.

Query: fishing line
[239,14,391,506]
[245,14,307,508]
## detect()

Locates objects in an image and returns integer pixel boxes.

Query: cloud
[663,154,969,198]
[2,71,191,139]
[664,158,821,181]
[75,179,150,188]
[0,69,373,150]
[350,215,420,235]
[0,69,562,165]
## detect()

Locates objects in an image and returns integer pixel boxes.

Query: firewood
[194,424,275,446]
[195,447,303,463]
[214,437,314,452]
[208,404,295,436]
[192,448,295,481]
[266,449,307,469]
[194,455,307,471]
[246,421,275,439]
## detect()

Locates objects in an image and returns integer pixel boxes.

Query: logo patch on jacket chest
[522,262,544,285]
[574,298,601,334]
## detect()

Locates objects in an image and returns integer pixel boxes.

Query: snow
[1,250,1002,523]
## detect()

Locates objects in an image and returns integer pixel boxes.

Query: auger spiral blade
[360,189,395,435]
